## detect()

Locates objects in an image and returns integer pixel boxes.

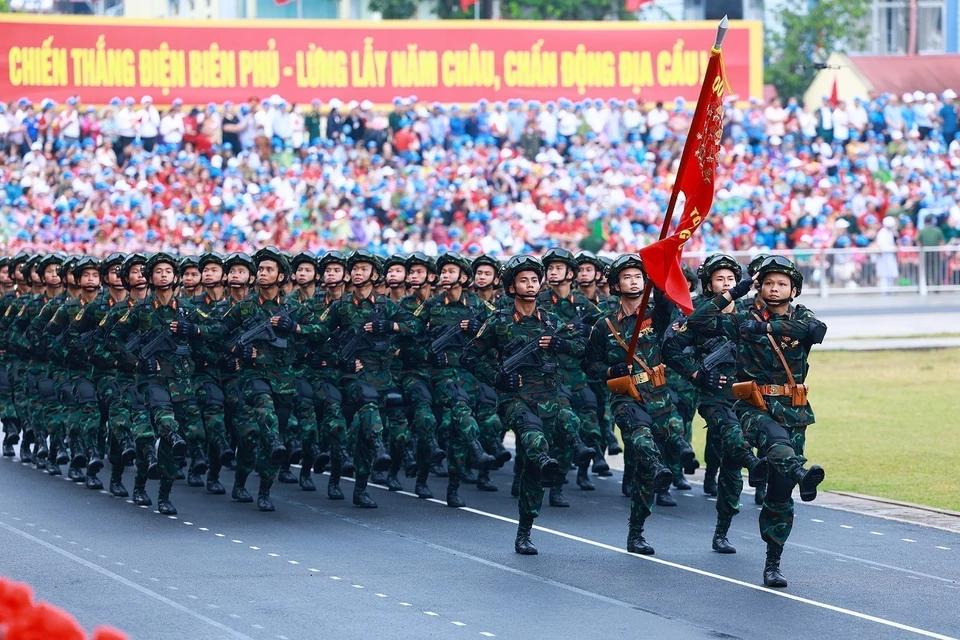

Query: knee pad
[295,378,316,404]
[762,418,792,447]
[619,403,653,430]
[319,381,343,406]
[55,381,77,406]
[477,382,498,408]
[349,382,379,406]
[244,378,273,398]
[765,470,795,503]
[406,379,433,405]
[0,368,11,394]
[579,385,599,412]
[512,406,544,434]
[143,384,173,408]
[74,378,98,405]
[557,384,573,401]
[37,377,58,403]
[384,390,405,409]
[201,381,225,407]
[98,379,121,404]
[449,382,471,405]
[124,384,146,410]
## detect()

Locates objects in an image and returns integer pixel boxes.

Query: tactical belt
[757,384,793,396]
[630,371,652,385]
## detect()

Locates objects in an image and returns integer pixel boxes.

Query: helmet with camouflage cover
[71,256,101,283]
[99,252,126,278]
[501,254,544,298]
[198,251,224,271]
[223,252,254,273]
[37,252,66,284]
[606,254,645,296]
[472,254,502,274]
[384,254,408,271]
[697,254,742,293]
[747,253,771,278]
[253,246,290,275]
[346,248,381,284]
[318,250,347,272]
[405,251,437,274]
[574,250,604,271]
[119,252,147,288]
[755,255,803,296]
[290,251,318,271]
[436,251,473,286]
[144,251,180,286]
[178,255,200,276]
[541,247,578,282]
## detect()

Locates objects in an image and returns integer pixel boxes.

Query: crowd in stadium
[1,92,959,266]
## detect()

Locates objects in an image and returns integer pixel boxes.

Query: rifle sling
[604,318,655,377]
[751,311,797,388]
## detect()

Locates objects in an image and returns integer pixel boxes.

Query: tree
[764,0,870,101]
[0,0,9,12]
[368,0,418,19]
[498,0,631,20]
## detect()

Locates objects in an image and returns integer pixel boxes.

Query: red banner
[0,14,762,106]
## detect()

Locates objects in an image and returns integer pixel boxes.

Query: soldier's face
[546,262,569,285]
[351,263,373,285]
[43,265,61,287]
[296,264,317,285]
[407,265,428,288]
[709,269,737,295]
[228,265,251,286]
[128,265,146,288]
[577,264,597,285]
[474,265,496,289]
[152,263,175,288]
[80,268,100,291]
[386,265,406,286]
[618,268,644,296]
[0,267,10,287]
[760,273,794,304]
[181,267,201,289]
[439,264,462,288]
[512,270,540,298]
[106,269,123,288]
[324,264,344,285]
[257,260,283,287]
[202,264,223,286]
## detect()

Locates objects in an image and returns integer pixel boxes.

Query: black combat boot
[446,472,466,507]
[2,440,14,457]
[266,435,288,466]
[132,478,152,506]
[231,470,254,503]
[67,464,84,482]
[187,468,204,487]
[206,469,226,495]
[576,464,595,491]
[45,457,61,476]
[371,434,392,473]
[462,467,478,484]
[569,435,595,468]
[327,451,345,500]
[121,436,137,466]
[655,489,677,507]
[651,460,674,493]
[621,471,632,497]
[55,437,70,466]
[157,480,177,515]
[109,467,128,497]
[214,435,234,467]
[490,439,512,468]
[415,466,433,499]
[605,428,623,456]
[673,474,692,491]
[792,464,825,502]
[627,523,654,555]
[591,446,610,474]
[85,469,104,490]
[402,446,418,478]
[515,518,538,555]
[189,443,208,476]
[286,438,302,465]
[754,481,767,505]
[703,465,719,496]
[712,514,737,554]
[425,436,446,466]
[168,431,188,458]
[353,475,377,508]
[430,460,448,478]
[299,448,317,492]
[20,429,34,464]
[371,469,389,485]
[763,543,788,588]
[476,469,498,492]
[742,450,770,488]
[679,444,700,475]
[277,464,297,484]
[257,478,275,512]
[468,439,497,471]
[312,445,330,474]
[386,457,404,492]
[35,436,48,460]
[535,453,560,489]
[1,420,17,457]
[549,483,570,508]
[70,439,86,469]
[140,440,159,480]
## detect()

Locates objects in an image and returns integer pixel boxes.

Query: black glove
[370,319,391,335]
[117,359,137,373]
[576,323,592,339]
[547,336,570,354]
[728,278,754,300]
[463,318,483,335]
[339,358,361,374]
[275,315,297,334]
[740,319,767,335]
[607,362,631,379]
[138,358,159,374]
[495,371,521,392]
[237,344,256,361]
[695,366,723,390]
[427,350,448,367]
[173,321,200,336]
[219,356,239,373]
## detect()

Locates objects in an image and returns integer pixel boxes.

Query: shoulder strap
[752,311,796,387]
[604,317,653,376]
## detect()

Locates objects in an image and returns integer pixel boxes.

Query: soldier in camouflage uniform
[215,247,323,512]
[697,255,827,587]
[395,253,446,499]
[383,254,408,304]
[663,254,769,555]
[103,252,203,515]
[0,257,21,457]
[315,249,416,509]
[583,254,696,555]
[470,255,502,307]
[463,255,584,555]
[574,251,622,468]
[413,252,499,508]
[191,252,236,495]
[179,256,202,299]
[2,254,39,462]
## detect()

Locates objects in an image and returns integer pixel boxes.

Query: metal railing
[680,246,960,297]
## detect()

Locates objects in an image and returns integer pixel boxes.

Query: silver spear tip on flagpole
[715,16,729,49]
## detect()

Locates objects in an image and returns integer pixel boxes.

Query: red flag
[461,0,477,10]
[829,74,839,108]
[638,45,728,315]
[625,0,654,10]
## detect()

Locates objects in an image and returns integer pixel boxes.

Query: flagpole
[624,15,728,365]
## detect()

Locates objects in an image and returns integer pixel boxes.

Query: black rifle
[427,310,475,355]
[125,326,191,361]
[500,333,557,375]
[235,310,290,350]
[699,336,737,372]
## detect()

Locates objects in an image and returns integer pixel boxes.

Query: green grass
[689,348,960,512]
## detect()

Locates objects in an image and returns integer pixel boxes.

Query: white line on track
[0,520,255,640]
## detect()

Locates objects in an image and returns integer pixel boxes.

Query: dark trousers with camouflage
[342,370,403,480]
[699,402,753,518]
[737,404,807,548]
[400,370,438,473]
[307,370,347,458]
[141,379,200,496]
[233,379,288,488]
[611,397,663,529]
[432,368,482,478]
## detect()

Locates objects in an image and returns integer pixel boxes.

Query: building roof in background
[849,54,960,97]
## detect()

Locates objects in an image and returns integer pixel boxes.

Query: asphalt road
[2,448,958,640]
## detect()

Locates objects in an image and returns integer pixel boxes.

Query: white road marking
[330,576,341,580]
[268,553,280,557]
[215,533,225,537]
[168,516,177,520]
[0,521,254,640]
[811,519,824,523]
[902,539,916,543]
[252,624,265,630]
[352,584,364,589]
[167,586,178,590]
[228,614,241,619]
[375,593,387,598]
[308,568,320,572]
[452,621,466,626]
[480,633,496,637]
[188,595,199,599]
[132,569,141,574]
[870,532,884,536]
[232,540,242,543]
[199,527,208,531]
[936,546,951,551]
[250,546,260,550]
[288,561,299,565]
[840,525,854,529]
[183,522,193,525]
[399,602,412,606]
[424,611,439,616]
